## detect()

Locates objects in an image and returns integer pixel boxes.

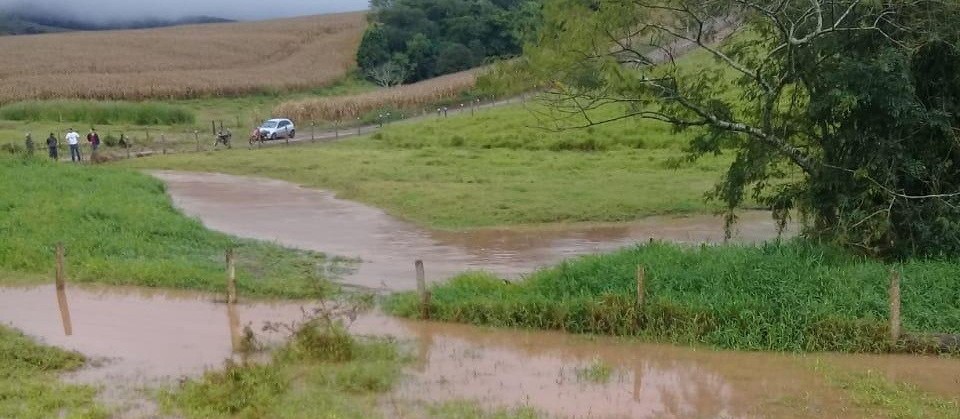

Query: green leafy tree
[356,25,391,70]
[405,33,438,80]
[531,0,960,258]
[356,0,540,83]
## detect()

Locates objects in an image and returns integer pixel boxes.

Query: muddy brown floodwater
[2,285,959,418]
[151,171,791,291]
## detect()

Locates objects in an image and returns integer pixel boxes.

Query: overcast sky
[1,0,370,22]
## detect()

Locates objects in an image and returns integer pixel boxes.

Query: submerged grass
[818,363,960,418]
[385,241,960,353]
[0,155,347,297]
[0,325,105,419]
[162,322,405,418]
[425,401,541,419]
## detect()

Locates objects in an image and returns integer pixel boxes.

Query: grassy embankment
[0,155,346,298]
[121,101,730,229]
[0,325,105,419]
[386,241,960,353]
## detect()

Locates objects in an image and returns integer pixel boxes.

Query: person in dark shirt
[46,133,58,160]
[87,128,101,154]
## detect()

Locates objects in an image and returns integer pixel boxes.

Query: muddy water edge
[1,284,958,418]
[150,171,793,291]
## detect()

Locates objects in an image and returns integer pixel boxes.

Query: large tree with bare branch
[530,0,960,257]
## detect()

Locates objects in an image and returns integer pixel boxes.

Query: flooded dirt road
[152,171,790,291]
[2,285,957,418]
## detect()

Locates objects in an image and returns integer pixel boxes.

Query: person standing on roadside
[66,128,81,162]
[87,128,101,155]
[46,132,58,160]
[24,133,34,156]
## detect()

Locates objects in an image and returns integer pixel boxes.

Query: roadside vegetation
[0,325,105,419]
[275,69,480,123]
[0,100,195,126]
[386,241,960,353]
[0,155,346,298]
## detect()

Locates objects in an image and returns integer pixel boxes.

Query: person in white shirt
[65,128,81,163]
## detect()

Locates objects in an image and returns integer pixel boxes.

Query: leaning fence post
[55,242,73,336]
[636,264,646,310]
[889,268,901,343]
[415,260,429,319]
[226,248,237,304]
[194,130,200,152]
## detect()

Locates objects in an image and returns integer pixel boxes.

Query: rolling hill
[0,12,366,103]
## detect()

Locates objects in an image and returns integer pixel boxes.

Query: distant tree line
[356,0,540,86]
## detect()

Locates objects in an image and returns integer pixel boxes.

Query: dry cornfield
[274,69,479,122]
[0,13,366,104]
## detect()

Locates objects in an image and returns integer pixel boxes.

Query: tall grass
[0,155,344,297]
[0,100,196,125]
[275,69,479,122]
[0,325,106,418]
[385,241,960,353]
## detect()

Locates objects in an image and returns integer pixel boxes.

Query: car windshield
[260,121,278,128]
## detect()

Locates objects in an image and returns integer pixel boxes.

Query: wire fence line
[3,94,528,162]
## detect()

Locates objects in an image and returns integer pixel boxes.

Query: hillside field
[0,12,366,104]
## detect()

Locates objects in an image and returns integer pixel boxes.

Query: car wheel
[289,130,295,139]
[270,133,277,141]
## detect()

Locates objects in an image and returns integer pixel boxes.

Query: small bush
[0,143,25,154]
[285,321,355,362]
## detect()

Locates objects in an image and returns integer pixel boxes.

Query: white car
[258,118,296,140]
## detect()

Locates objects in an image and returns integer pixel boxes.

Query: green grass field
[0,154,347,297]
[121,102,732,229]
[0,325,105,419]
[386,240,960,353]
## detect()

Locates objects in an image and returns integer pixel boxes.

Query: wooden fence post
[161,134,167,155]
[226,248,237,304]
[415,260,429,319]
[636,264,645,310]
[889,269,901,343]
[55,242,73,336]
[194,130,200,152]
